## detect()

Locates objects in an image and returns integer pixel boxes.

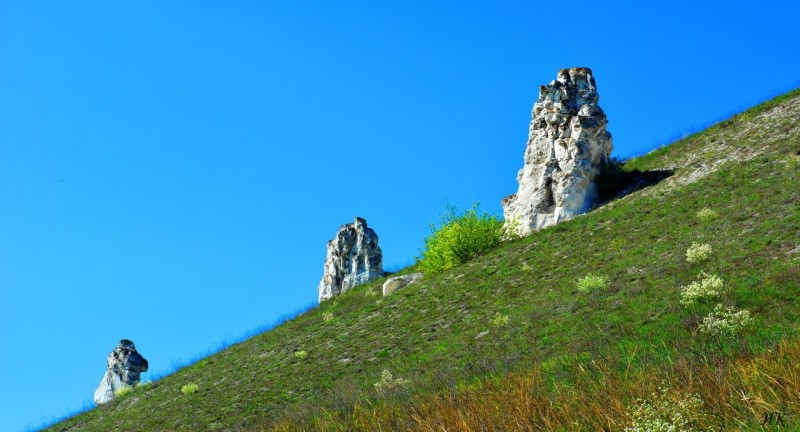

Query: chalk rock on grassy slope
[318,217,383,302]
[502,67,613,236]
[94,339,149,405]
[383,272,423,297]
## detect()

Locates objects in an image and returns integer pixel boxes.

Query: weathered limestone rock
[502,67,613,236]
[383,272,423,297]
[94,339,149,405]
[318,217,383,302]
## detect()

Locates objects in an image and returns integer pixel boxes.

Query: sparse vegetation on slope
[48,89,800,431]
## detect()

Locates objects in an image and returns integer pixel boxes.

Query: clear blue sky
[2,2,799,431]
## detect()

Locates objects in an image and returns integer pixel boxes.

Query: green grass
[47,88,800,431]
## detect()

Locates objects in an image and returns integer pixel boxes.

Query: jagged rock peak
[318,217,383,302]
[502,67,613,236]
[93,339,149,405]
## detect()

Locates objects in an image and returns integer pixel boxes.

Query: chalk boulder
[383,272,423,297]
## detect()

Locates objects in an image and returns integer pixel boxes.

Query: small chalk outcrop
[318,217,383,302]
[383,272,423,297]
[94,339,149,405]
[502,67,613,236]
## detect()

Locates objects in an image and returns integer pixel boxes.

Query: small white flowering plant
[699,304,752,336]
[625,383,711,432]
[685,242,713,264]
[695,208,719,223]
[679,272,724,306]
[374,369,409,393]
[490,312,509,327]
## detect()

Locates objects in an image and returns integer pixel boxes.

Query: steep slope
[49,89,800,431]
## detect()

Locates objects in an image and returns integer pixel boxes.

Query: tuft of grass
[180,383,199,395]
[576,274,609,293]
[113,386,134,398]
[489,313,509,327]
[695,208,719,223]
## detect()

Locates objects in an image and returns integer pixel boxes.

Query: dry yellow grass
[270,338,800,431]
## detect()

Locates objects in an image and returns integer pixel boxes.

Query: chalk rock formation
[502,67,613,236]
[383,272,423,297]
[94,339,149,405]
[318,217,383,302]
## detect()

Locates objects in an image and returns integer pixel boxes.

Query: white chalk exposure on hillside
[502,67,613,236]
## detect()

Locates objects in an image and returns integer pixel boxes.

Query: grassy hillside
[49,89,800,431]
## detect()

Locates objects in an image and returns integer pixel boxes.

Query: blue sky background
[2,2,799,431]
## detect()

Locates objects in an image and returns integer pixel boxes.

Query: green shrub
[294,350,308,359]
[416,203,504,275]
[576,274,609,293]
[181,382,199,395]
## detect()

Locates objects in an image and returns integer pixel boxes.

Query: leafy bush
[679,272,724,306]
[322,312,334,323]
[576,274,609,293]
[416,203,504,274]
[294,350,308,359]
[699,304,752,336]
[181,383,199,395]
[685,242,713,263]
